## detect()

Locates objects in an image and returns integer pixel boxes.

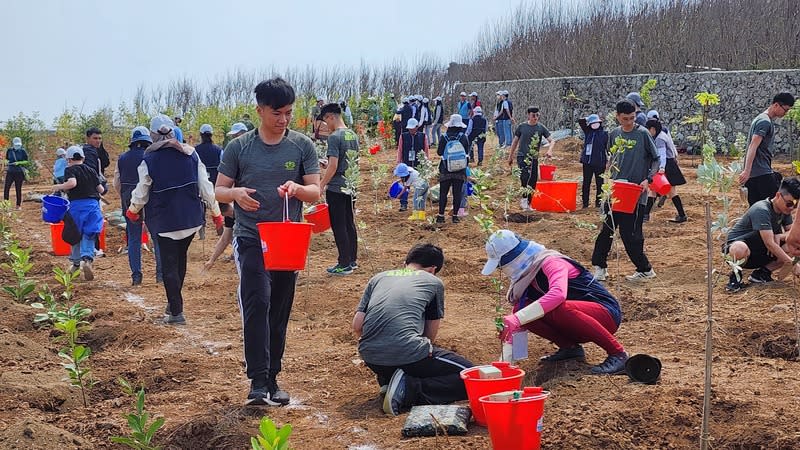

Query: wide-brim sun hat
[482,229,546,280]
[586,114,602,124]
[394,163,410,177]
[444,114,466,128]
[130,126,153,144]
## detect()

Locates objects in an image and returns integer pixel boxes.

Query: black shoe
[726,272,744,293]
[435,215,445,224]
[657,196,667,208]
[669,215,687,223]
[451,215,460,224]
[748,268,774,284]
[268,376,290,405]
[590,352,629,375]
[541,345,585,362]
[163,313,185,325]
[246,378,282,406]
[132,273,142,286]
[399,205,408,212]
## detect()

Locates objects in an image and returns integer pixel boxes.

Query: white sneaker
[519,198,531,210]
[95,249,105,258]
[625,269,656,282]
[593,266,607,281]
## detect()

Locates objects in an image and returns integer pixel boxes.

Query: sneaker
[519,198,529,210]
[80,258,94,281]
[132,273,142,286]
[590,352,629,375]
[350,262,359,270]
[457,208,467,217]
[95,249,105,258]
[657,196,667,208]
[163,313,186,325]
[435,215,445,224]
[327,264,354,276]
[726,272,744,293]
[245,379,282,406]
[267,377,290,406]
[399,205,408,212]
[592,266,607,281]
[626,269,656,282]
[382,369,407,416]
[540,345,585,362]
[669,215,688,223]
[748,268,774,284]
[451,215,460,224]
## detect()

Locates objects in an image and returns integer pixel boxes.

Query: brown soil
[1,137,800,449]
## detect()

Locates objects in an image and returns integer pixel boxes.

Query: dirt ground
[2,137,800,449]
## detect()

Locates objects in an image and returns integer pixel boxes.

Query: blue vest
[400,132,425,167]
[194,142,222,184]
[519,257,622,326]
[117,145,145,210]
[142,149,203,235]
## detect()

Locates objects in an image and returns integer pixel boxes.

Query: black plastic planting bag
[401,405,471,437]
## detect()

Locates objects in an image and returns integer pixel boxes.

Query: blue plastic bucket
[42,195,69,224]
[466,182,475,196]
[388,181,403,198]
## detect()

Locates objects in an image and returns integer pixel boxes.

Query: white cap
[199,124,213,134]
[473,106,483,115]
[469,91,478,97]
[66,145,84,160]
[149,114,174,134]
[444,114,466,128]
[647,110,660,120]
[316,95,326,101]
[55,147,66,156]
[406,118,419,129]
[501,90,509,96]
[227,123,248,135]
[422,97,429,103]
[12,137,22,146]
[459,91,467,96]
[482,230,520,275]
[434,96,442,102]
[496,90,503,95]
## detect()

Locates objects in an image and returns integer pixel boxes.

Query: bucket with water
[304,204,331,233]
[480,387,550,450]
[611,181,643,213]
[460,361,525,426]
[539,164,556,181]
[256,196,313,271]
[42,195,69,224]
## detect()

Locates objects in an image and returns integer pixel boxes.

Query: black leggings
[438,179,464,217]
[326,190,358,266]
[582,164,604,207]
[4,172,24,206]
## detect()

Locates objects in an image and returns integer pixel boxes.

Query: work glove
[125,209,142,224]
[212,215,224,235]
[499,313,522,343]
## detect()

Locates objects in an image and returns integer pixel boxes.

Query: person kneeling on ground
[353,244,474,416]
[53,146,105,281]
[724,177,800,292]
[482,230,629,374]
[394,163,429,221]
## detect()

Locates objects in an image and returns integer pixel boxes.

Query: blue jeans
[460,183,469,209]
[496,119,507,147]
[498,120,512,147]
[126,217,142,279]
[69,232,98,264]
[413,182,429,210]
[430,124,441,147]
[400,190,409,208]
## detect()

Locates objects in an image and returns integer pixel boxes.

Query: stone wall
[457,69,800,154]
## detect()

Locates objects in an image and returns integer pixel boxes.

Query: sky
[2,0,521,126]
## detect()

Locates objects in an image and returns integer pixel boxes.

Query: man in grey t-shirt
[353,244,473,416]
[724,177,800,292]
[216,78,321,407]
[318,103,360,275]
[739,92,795,206]
[507,106,554,211]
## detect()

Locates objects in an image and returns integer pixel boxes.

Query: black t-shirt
[64,164,101,201]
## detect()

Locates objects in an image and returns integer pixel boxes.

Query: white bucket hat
[444,114,466,128]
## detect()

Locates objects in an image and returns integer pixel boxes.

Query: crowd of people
[6,78,800,415]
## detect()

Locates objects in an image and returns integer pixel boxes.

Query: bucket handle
[283,194,290,223]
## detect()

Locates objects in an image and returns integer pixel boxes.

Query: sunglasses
[782,194,798,208]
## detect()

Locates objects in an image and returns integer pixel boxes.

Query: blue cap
[130,126,153,144]
[227,123,248,135]
[586,114,601,124]
[626,92,644,108]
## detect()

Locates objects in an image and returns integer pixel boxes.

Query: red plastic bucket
[611,181,643,213]
[256,221,313,271]
[480,387,550,450]
[531,181,577,212]
[539,164,556,181]
[650,173,671,196]
[460,361,525,426]
[304,204,331,233]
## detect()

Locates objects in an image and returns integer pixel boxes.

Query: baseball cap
[393,163,410,177]
[130,126,153,144]
[482,229,545,277]
[626,92,645,108]
[459,91,467,96]
[501,90,509,96]
[406,118,419,129]
[227,123,248,135]
[55,147,66,156]
[434,96,442,102]
[422,97,429,103]
[586,114,602,124]
[66,145,84,160]
[482,230,522,275]
[316,95,326,101]
[12,137,22,147]
[149,114,174,134]
[646,110,660,120]
[199,124,213,134]
[473,106,483,115]
[469,91,478,97]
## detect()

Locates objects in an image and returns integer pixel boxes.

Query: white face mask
[590,123,601,130]
[12,143,21,149]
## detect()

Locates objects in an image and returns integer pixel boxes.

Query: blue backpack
[443,133,468,172]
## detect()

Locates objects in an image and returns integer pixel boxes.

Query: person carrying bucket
[591,99,659,282]
[52,146,105,281]
[318,102,359,276]
[113,126,162,286]
[483,230,630,374]
[215,78,321,407]
[642,119,687,223]
[353,243,474,416]
[507,107,554,212]
[393,163,428,221]
[125,115,224,324]
[578,114,608,209]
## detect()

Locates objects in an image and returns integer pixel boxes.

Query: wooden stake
[700,202,713,450]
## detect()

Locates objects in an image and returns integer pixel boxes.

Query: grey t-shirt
[218,129,320,240]
[325,128,360,194]
[357,269,445,366]
[514,123,551,166]
[609,125,659,205]
[727,199,792,243]
[747,112,774,178]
